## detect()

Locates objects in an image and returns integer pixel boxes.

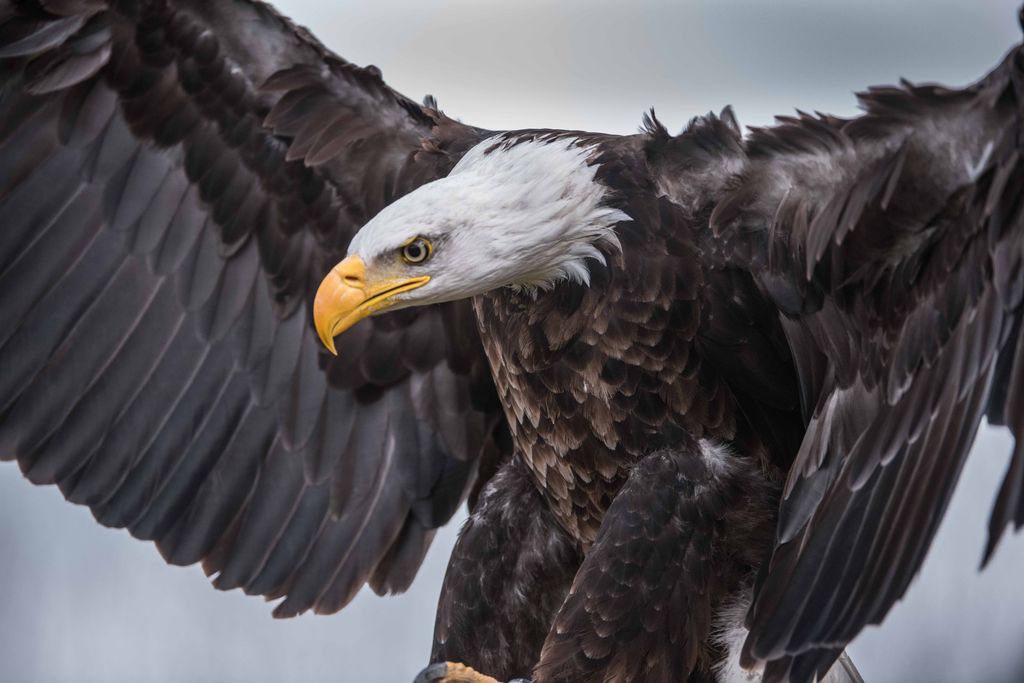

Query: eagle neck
[470,208,728,545]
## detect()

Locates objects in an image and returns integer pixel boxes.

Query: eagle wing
[708,35,1024,680]
[0,0,505,617]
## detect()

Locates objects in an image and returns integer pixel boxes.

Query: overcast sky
[2,2,1023,682]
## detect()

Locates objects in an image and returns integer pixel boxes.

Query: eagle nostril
[332,255,367,290]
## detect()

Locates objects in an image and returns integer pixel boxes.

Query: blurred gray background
[2,1,1024,681]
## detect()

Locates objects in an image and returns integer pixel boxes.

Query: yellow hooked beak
[313,255,430,355]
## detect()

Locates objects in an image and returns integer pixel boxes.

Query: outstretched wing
[0,0,506,617]
[710,33,1024,682]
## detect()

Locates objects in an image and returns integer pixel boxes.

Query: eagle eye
[401,237,432,264]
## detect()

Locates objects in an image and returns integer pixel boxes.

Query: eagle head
[313,136,628,354]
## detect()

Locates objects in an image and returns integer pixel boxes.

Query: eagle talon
[413,661,524,683]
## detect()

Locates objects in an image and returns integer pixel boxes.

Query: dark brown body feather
[431,127,804,681]
[2,3,1023,683]
[472,132,766,547]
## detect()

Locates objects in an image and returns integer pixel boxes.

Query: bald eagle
[1,2,1023,682]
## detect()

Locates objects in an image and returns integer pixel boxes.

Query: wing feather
[700,38,1024,680]
[0,0,506,617]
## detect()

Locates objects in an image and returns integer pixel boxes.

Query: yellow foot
[413,661,505,683]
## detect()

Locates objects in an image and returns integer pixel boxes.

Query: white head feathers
[347,135,630,306]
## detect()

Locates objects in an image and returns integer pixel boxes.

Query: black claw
[413,662,450,683]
